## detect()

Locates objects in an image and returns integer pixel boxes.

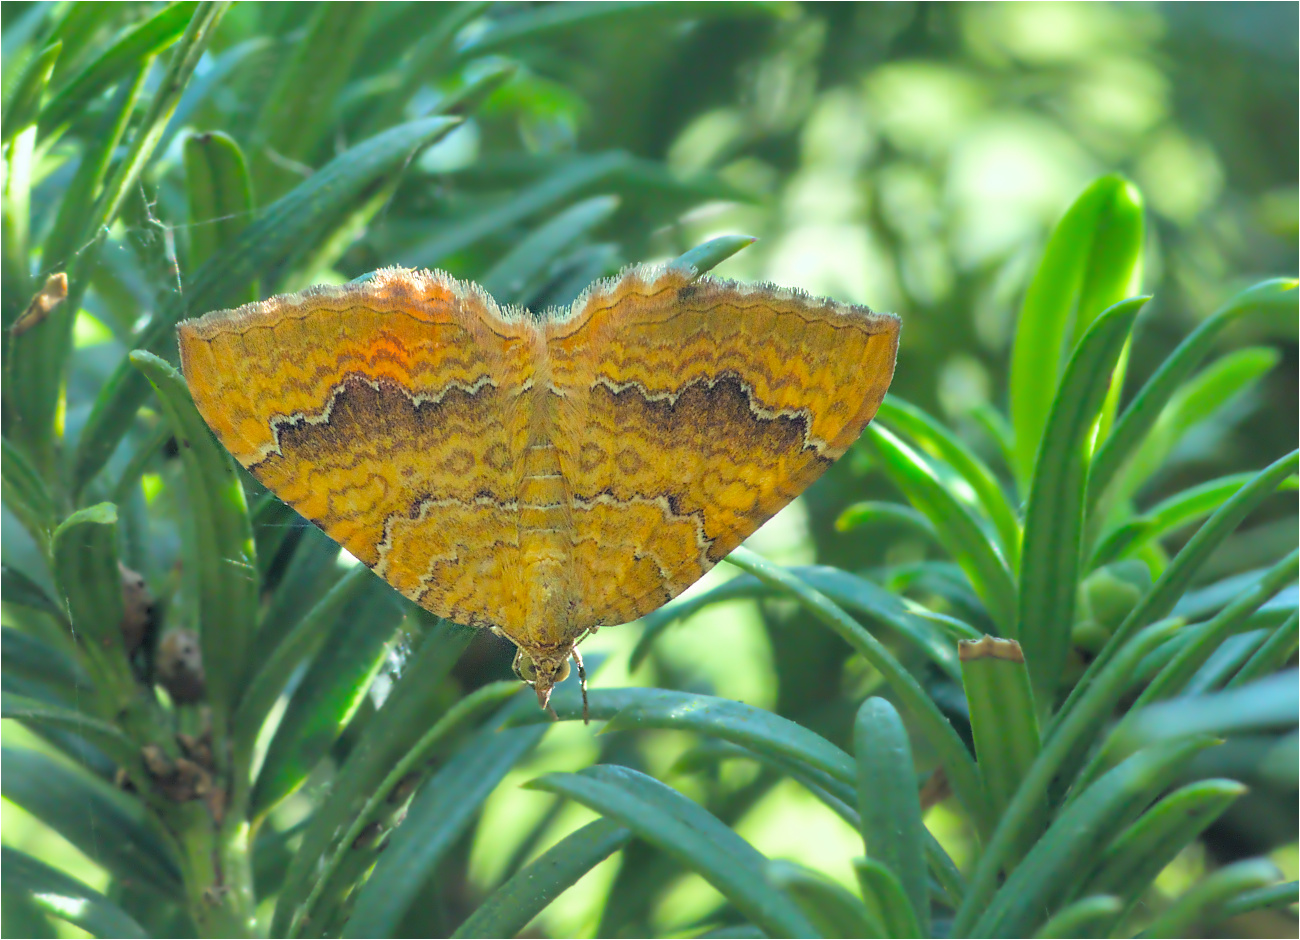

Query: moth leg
[572,647,589,725]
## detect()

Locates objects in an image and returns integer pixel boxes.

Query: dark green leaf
[959,637,1040,839]
[1142,859,1281,938]
[132,350,257,719]
[184,130,255,304]
[853,856,922,938]
[1,627,86,690]
[482,195,620,302]
[1114,670,1298,751]
[271,616,476,937]
[1221,880,1300,918]
[15,1,225,481]
[836,500,941,544]
[1228,612,1299,688]
[341,718,546,938]
[1088,278,1298,509]
[632,563,967,682]
[968,737,1216,938]
[452,819,632,938]
[954,620,1179,934]
[1,692,138,771]
[50,503,137,709]
[0,436,58,549]
[251,572,404,817]
[725,547,990,835]
[1135,551,1297,705]
[2,747,181,896]
[1030,896,1122,939]
[2,846,147,939]
[298,683,522,936]
[768,860,885,938]
[1063,450,1298,716]
[1081,778,1244,915]
[37,1,194,136]
[250,3,375,198]
[606,690,855,786]
[72,114,462,491]
[527,765,818,938]
[458,1,788,57]
[1,563,65,622]
[854,697,929,936]
[233,560,363,762]
[1090,471,1296,568]
[1,39,60,144]
[666,234,759,277]
[1105,346,1281,507]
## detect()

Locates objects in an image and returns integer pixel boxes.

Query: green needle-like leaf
[854,697,929,936]
[37,2,196,137]
[1135,550,1297,705]
[969,737,1216,938]
[959,637,1041,837]
[132,350,257,722]
[878,396,1022,570]
[50,503,134,710]
[1062,449,1298,717]
[1030,896,1121,939]
[251,575,405,818]
[250,3,375,199]
[1221,880,1300,918]
[300,683,523,938]
[854,856,923,938]
[1018,296,1145,706]
[1090,471,1297,568]
[1009,175,1144,490]
[632,562,968,682]
[3,846,148,939]
[1112,670,1298,753]
[1141,859,1281,938]
[768,860,886,938]
[0,436,58,549]
[339,716,546,938]
[1228,611,1299,687]
[954,619,1179,934]
[11,3,227,478]
[605,690,855,786]
[725,546,992,837]
[1088,278,1298,509]
[452,819,632,938]
[72,114,462,492]
[2,746,181,897]
[1103,346,1281,510]
[666,234,759,277]
[272,616,476,937]
[1081,778,1244,916]
[868,424,1017,633]
[1,39,60,144]
[481,195,621,301]
[184,130,255,304]
[1,694,138,772]
[527,765,819,938]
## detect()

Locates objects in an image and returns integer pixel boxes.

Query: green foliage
[3,4,1296,939]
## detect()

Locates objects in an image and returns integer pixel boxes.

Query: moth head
[512,647,571,709]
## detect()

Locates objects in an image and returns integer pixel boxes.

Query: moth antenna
[573,647,589,725]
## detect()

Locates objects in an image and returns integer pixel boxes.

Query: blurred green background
[2,2,1296,936]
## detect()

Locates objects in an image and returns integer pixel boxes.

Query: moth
[178,264,899,713]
